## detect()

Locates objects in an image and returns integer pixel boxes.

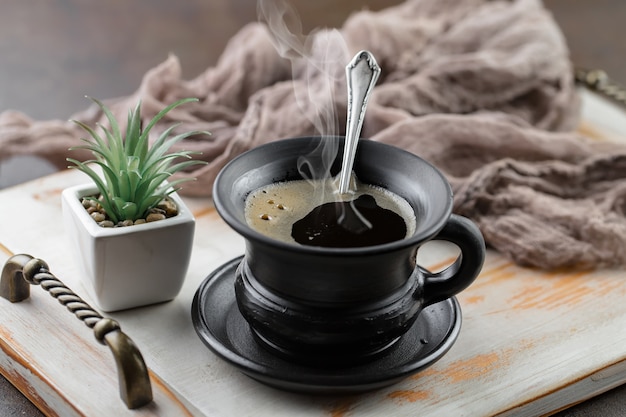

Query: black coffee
[292,194,407,247]
[244,178,416,247]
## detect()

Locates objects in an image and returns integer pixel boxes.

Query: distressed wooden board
[0,89,625,416]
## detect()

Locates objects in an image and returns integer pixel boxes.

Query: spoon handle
[339,50,381,194]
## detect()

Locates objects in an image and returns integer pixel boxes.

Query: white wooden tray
[0,89,625,416]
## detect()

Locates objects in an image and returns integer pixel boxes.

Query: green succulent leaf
[137,195,166,217]
[137,98,198,146]
[67,96,208,223]
[156,178,195,195]
[125,101,143,157]
[91,97,123,145]
[113,197,138,221]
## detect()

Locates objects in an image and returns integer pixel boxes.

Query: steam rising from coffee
[258,0,349,183]
[251,1,415,245]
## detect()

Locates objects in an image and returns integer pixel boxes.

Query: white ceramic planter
[61,183,195,312]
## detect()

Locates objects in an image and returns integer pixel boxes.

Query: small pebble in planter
[81,196,179,228]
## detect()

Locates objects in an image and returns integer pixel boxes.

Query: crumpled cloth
[2,0,626,270]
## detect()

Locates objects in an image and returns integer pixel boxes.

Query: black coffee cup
[213,136,485,366]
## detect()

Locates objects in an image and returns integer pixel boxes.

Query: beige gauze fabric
[1,0,626,269]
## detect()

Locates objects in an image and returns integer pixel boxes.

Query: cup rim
[213,136,453,255]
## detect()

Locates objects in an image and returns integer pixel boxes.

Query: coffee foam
[245,176,417,245]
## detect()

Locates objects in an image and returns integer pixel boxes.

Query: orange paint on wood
[576,121,607,141]
[1,368,62,417]
[440,351,509,383]
[425,256,457,273]
[507,271,601,310]
[594,280,626,298]
[462,294,485,305]
[547,286,594,308]
[389,351,514,405]
[327,397,359,417]
[0,242,14,256]
[507,285,546,309]
[467,262,517,291]
[388,389,432,403]
[480,260,516,277]
[32,188,64,202]
[192,206,217,219]
[147,371,196,417]
[0,326,80,417]
[410,351,512,386]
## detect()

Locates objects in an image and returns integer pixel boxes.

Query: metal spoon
[338,50,381,194]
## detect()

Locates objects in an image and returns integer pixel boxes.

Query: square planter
[61,183,195,312]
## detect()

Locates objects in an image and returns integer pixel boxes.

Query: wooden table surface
[1,1,625,416]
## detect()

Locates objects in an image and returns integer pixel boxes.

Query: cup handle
[421,214,485,307]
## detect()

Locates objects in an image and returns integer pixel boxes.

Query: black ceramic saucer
[191,256,462,394]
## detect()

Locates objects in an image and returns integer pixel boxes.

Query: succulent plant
[67,97,207,224]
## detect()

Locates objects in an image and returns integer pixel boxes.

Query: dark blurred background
[0,1,625,416]
[0,0,624,121]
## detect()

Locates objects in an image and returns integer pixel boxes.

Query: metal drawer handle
[1,254,153,409]
[575,67,626,108]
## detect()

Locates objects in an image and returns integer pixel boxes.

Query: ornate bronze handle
[0,254,153,409]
